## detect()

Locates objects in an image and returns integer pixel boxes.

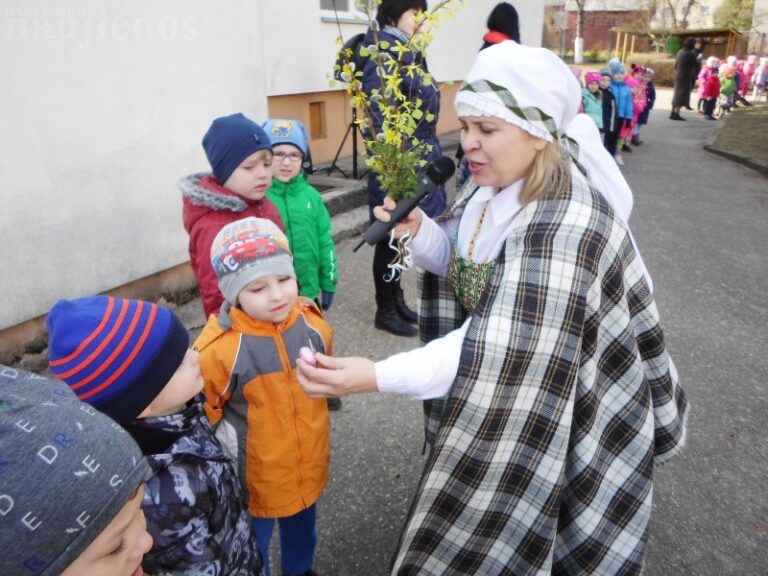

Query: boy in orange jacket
[194,216,332,576]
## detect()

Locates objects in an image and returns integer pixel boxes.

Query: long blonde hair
[519,140,572,206]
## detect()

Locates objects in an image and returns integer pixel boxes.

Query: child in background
[744,54,758,94]
[263,119,341,411]
[582,72,603,132]
[635,67,656,145]
[719,66,736,113]
[599,67,617,151]
[702,67,721,120]
[733,59,752,107]
[697,56,719,114]
[0,366,153,576]
[610,62,633,165]
[752,57,768,102]
[195,217,332,576]
[47,296,261,576]
[627,75,646,148]
[179,113,284,319]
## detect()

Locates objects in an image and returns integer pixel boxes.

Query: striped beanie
[46,296,189,423]
[0,365,149,575]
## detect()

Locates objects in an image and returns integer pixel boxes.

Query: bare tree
[663,0,700,28]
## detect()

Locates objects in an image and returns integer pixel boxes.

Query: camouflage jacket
[131,396,261,576]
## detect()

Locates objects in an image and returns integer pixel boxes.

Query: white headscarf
[454,41,653,291]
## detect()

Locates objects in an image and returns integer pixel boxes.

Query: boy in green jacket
[263,119,341,411]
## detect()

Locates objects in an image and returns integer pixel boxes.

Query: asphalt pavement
[176,88,768,575]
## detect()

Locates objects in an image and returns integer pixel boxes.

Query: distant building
[543,0,727,54]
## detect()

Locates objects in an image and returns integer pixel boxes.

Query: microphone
[353,155,455,252]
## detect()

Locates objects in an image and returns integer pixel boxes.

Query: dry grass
[711,103,768,167]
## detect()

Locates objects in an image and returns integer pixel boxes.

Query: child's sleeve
[189,224,225,317]
[197,343,234,427]
[314,190,338,295]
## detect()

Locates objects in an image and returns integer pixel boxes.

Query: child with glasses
[179,113,285,319]
[263,119,341,411]
[263,119,338,313]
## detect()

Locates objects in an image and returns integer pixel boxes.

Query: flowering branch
[331,0,464,200]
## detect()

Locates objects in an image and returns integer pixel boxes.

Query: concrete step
[306,172,369,246]
[308,173,367,217]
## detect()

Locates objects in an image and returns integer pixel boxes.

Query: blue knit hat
[47,296,189,423]
[0,365,149,576]
[610,61,625,75]
[202,113,273,184]
[262,119,308,157]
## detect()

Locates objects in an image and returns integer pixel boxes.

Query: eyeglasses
[273,151,303,163]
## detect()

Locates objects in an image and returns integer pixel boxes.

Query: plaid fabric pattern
[461,79,559,138]
[417,178,478,447]
[398,168,689,575]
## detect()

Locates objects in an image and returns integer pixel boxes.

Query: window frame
[320,0,374,25]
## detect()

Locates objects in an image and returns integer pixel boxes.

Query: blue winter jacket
[610,78,633,121]
[126,396,261,576]
[360,25,446,218]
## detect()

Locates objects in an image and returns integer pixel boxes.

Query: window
[320,0,374,24]
[309,101,327,139]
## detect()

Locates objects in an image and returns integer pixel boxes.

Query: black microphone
[353,155,455,252]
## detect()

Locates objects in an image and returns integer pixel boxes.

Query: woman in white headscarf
[298,41,688,575]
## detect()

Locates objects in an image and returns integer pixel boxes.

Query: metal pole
[622,32,629,63]
[351,107,359,180]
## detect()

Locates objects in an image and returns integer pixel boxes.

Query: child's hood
[178,172,251,232]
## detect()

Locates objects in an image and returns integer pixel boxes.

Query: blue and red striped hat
[46,296,189,423]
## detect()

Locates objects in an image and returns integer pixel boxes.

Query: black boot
[375,295,417,336]
[394,287,418,324]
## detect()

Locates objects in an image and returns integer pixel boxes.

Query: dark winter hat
[263,119,309,157]
[202,113,272,184]
[47,296,189,423]
[211,217,295,310]
[0,365,149,576]
[599,67,612,78]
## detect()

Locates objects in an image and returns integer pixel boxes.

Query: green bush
[588,46,603,62]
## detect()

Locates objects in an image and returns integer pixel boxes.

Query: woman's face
[396,8,422,36]
[459,116,547,188]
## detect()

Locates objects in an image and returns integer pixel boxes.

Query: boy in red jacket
[702,68,721,120]
[179,113,284,318]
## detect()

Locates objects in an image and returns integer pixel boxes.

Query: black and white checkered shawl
[400,168,689,575]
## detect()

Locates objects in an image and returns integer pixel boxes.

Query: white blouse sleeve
[410,215,457,277]
[374,318,469,399]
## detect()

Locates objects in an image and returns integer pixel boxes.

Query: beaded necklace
[448,201,495,313]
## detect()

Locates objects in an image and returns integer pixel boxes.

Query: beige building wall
[0,1,545,354]
[268,82,462,165]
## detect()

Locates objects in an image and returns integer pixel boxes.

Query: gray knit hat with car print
[0,365,150,576]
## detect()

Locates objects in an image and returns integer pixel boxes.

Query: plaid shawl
[399,169,689,575]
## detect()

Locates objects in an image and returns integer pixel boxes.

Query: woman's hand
[296,353,378,398]
[373,196,423,239]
